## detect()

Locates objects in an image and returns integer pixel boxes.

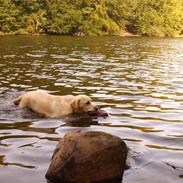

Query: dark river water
[0,36,183,183]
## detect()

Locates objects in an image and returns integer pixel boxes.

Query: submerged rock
[73,32,85,36]
[46,131,127,183]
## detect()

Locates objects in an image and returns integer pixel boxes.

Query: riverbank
[0,31,182,38]
[0,30,137,37]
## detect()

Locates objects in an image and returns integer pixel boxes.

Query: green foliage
[0,0,183,36]
[79,0,120,35]
[0,0,20,32]
[13,29,29,35]
[13,0,47,34]
[25,10,47,33]
[131,0,183,37]
[46,0,82,35]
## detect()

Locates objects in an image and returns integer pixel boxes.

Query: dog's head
[71,95,98,114]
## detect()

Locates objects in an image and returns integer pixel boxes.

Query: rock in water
[46,131,128,183]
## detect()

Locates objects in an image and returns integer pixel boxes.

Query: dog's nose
[95,106,99,111]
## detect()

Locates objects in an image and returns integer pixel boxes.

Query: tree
[25,10,47,33]
[0,0,20,32]
[0,0,182,36]
[46,0,82,34]
[131,0,183,36]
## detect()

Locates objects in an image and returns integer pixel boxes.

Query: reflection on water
[0,36,183,183]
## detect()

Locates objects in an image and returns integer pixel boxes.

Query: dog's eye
[86,101,90,105]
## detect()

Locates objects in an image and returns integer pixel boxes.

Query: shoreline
[0,31,183,38]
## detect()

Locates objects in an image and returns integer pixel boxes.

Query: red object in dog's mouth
[88,110,108,117]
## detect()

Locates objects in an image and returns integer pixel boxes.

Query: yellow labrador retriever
[13,90,98,118]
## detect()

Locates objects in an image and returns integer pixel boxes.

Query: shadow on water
[0,36,183,183]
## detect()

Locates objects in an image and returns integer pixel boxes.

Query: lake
[0,36,183,183]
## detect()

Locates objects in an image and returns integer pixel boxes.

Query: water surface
[0,36,183,183]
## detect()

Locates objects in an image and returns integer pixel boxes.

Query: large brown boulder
[46,131,128,183]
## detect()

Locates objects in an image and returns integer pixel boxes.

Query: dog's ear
[71,97,80,112]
